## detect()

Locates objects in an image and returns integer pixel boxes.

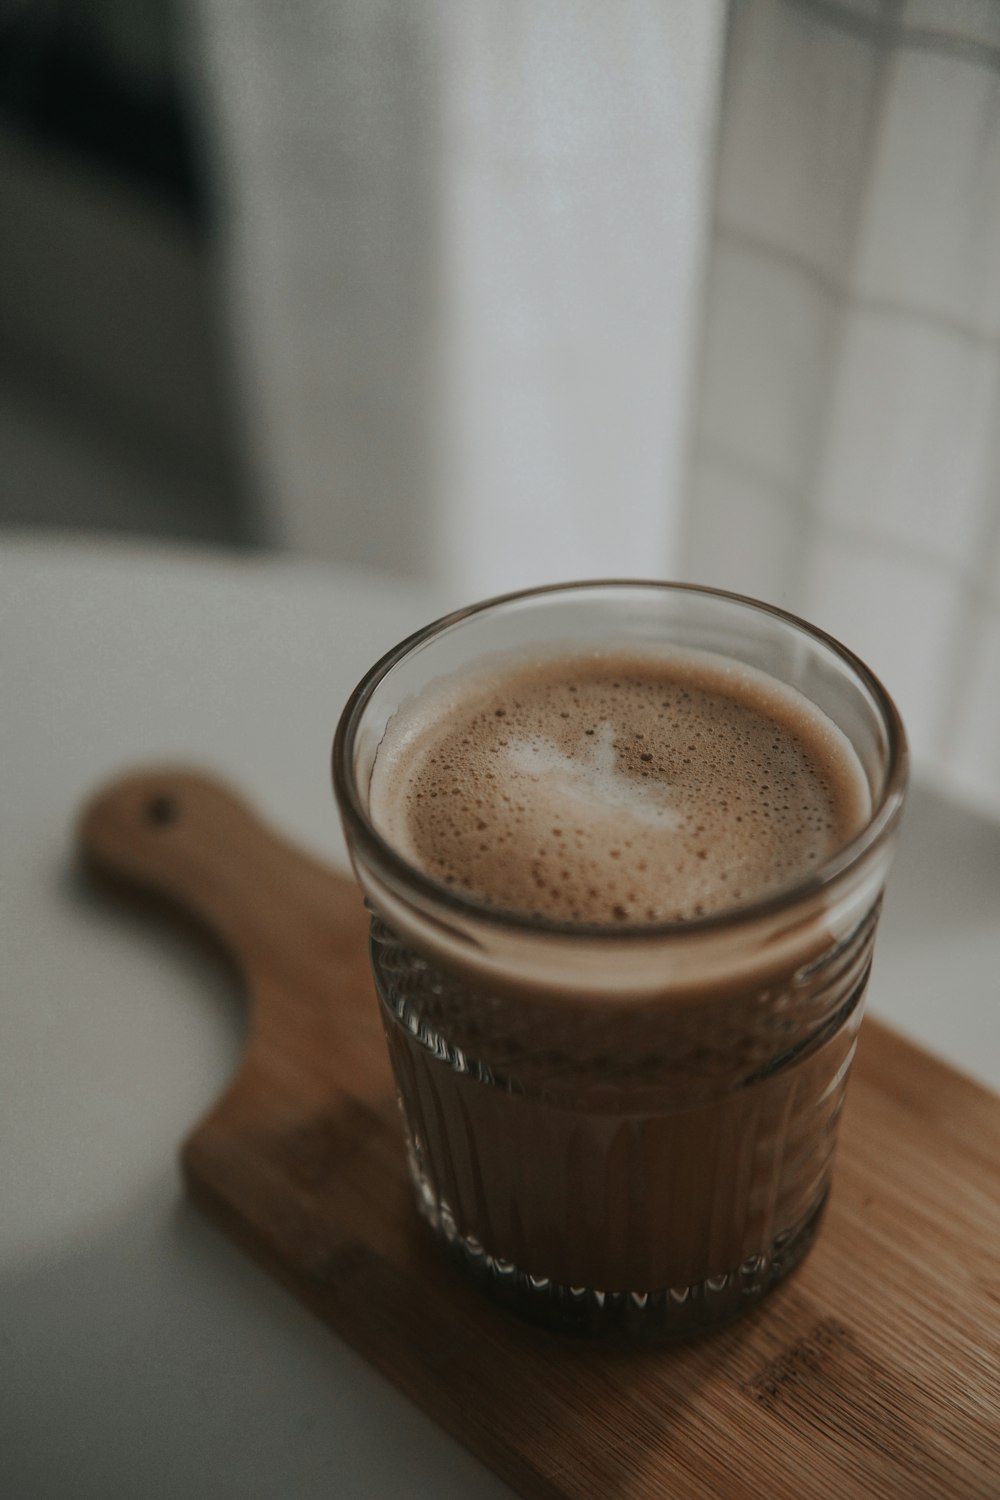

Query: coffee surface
[370,648,870,925]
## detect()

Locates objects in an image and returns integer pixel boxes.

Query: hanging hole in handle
[146,793,180,827]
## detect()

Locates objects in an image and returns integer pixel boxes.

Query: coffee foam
[369,647,871,926]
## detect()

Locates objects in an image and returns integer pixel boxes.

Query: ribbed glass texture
[373,905,876,1339]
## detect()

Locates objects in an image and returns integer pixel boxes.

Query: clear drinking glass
[333,582,907,1341]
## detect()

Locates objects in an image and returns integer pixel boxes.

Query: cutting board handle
[77,768,318,964]
[78,766,386,1107]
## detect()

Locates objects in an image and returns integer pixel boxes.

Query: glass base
[416,1175,827,1343]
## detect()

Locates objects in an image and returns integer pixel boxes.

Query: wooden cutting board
[78,768,1000,1500]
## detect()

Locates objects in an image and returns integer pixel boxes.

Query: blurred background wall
[0,0,252,544]
[3,0,1000,812]
[0,0,722,585]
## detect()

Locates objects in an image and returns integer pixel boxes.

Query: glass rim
[332,579,908,943]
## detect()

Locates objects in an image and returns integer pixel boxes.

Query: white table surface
[3,534,999,1500]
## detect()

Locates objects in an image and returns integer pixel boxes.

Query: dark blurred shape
[0,0,205,222]
[0,0,253,548]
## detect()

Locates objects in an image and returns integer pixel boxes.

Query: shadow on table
[0,1174,515,1500]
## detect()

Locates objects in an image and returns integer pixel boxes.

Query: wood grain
[78,768,1000,1500]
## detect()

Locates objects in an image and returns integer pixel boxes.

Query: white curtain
[189,0,724,595]
[687,0,1000,818]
